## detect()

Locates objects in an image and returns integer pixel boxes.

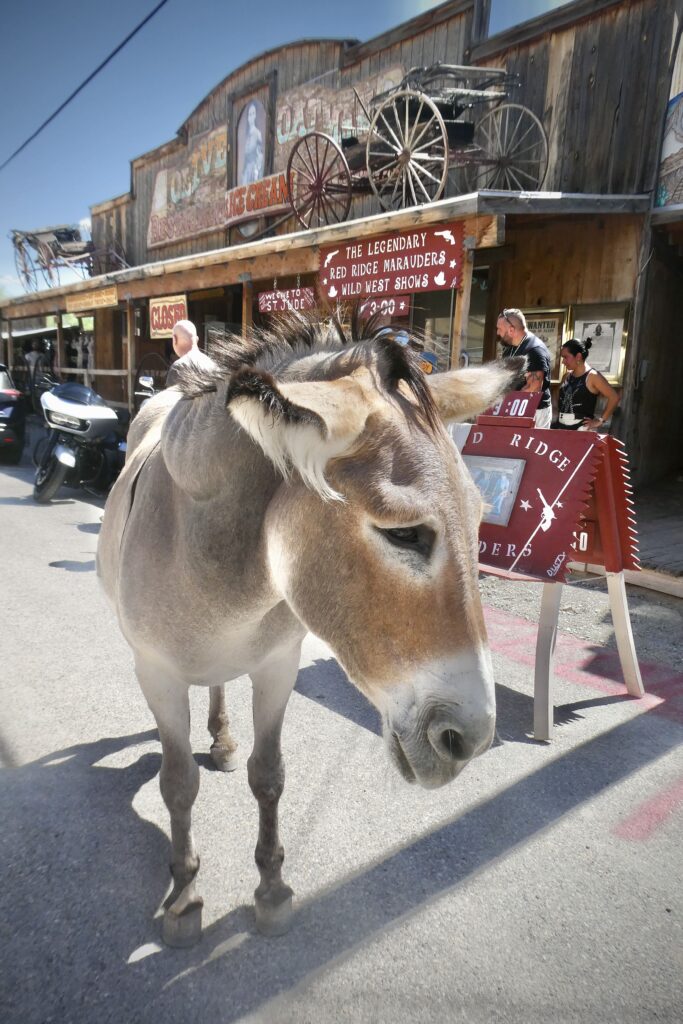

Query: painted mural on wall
[147,127,228,247]
[237,100,266,186]
[655,91,683,207]
[274,66,405,171]
[147,119,290,246]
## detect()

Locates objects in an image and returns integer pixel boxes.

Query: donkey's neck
[162,383,280,501]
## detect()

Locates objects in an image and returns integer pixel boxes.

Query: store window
[463,269,489,367]
[410,291,454,371]
[487,0,569,38]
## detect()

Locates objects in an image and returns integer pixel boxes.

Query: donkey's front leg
[137,664,203,948]
[208,684,238,772]
[248,644,301,936]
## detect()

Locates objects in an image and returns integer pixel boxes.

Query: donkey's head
[220,318,523,788]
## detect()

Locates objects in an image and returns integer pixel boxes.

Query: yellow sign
[66,285,119,313]
[149,295,188,338]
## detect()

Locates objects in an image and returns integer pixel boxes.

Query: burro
[97,311,523,947]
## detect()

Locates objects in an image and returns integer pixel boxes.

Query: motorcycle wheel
[33,449,68,503]
[32,435,49,468]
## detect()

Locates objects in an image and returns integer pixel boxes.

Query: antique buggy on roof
[286,63,549,229]
[11,224,128,292]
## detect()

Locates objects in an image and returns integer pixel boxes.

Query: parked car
[0,363,27,464]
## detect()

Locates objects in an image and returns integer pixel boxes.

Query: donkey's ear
[226,366,373,499]
[427,357,526,423]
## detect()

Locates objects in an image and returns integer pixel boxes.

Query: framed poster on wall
[570,303,629,384]
[522,308,566,381]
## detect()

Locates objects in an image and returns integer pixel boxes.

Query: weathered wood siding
[497,214,641,307]
[475,0,671,196]
[622,234,683,486]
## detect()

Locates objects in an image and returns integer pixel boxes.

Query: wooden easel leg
[534,581,563,741]
[606,571,644,697]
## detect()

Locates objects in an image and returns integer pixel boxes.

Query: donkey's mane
[175,308,439,430]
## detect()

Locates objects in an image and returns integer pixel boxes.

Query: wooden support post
[533,581,563,741]
[6,319,13,369]
[126,301,136,415]
[606,571,645,697]
[242,280,253,339]
[449,250,473,369]
[56,315,64,376]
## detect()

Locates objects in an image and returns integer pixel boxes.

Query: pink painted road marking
[612,775,683,841]
[483,604,683,725]
[483,603,683,842]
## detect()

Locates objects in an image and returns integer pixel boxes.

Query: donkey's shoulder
[126,388,181,460]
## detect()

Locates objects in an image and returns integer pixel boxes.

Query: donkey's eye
[379,525,435,557]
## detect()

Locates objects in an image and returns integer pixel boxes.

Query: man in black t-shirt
[496,308,552,428]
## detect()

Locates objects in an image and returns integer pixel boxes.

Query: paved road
[1,454,681,1024]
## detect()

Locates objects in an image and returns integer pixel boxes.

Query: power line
[0,0,171,174]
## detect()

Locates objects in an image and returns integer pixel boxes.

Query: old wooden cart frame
[11,225,128,293]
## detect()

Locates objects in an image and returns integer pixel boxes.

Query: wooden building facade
[2,0,682,489]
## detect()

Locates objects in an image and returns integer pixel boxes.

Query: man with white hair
[166,319,214,385]
[496,307,552,429]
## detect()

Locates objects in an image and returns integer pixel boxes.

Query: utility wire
[0,0,171,174]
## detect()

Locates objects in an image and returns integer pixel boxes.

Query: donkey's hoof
[210,744,238,772]
[162,890,203,948]
[255,886,294,937]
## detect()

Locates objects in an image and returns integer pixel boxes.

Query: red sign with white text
[358,295,411,320]
[457,424,604,581]
[319,222,465,302]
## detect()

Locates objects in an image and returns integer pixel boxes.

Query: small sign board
[319,222,465,302]
[66,285,118,313]
[149,294,188,338]
[450,419,639,583]
[258,288,316,314]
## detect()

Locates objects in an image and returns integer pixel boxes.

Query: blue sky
[0,0,553,301]
[0,0,439,298]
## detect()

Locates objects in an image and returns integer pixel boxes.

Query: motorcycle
[33,380,130,503]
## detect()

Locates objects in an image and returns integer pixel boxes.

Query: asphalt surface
[1,443,681,1024]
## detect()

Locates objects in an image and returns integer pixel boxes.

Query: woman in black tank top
[553,337,620,431]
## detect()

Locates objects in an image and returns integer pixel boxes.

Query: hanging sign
[258,287,316,313]
[319,222,465,301]
[149,294,188,338]
[358,295,411,320]
[66,285,118,313]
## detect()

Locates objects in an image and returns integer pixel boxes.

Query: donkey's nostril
[439,728,468,761]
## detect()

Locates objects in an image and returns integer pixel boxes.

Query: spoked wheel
[68,256,92,281]
[13,239,38,292]
[367,90,448,211]
[287,132,352,229]
[37,242,60,290]
[464,103,549,192]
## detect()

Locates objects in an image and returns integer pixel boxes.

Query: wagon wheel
[287,132,352,229]
[464,103,549,192]
[366,89,448,211]
[13,238,39,292]
[38,242,60,290]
